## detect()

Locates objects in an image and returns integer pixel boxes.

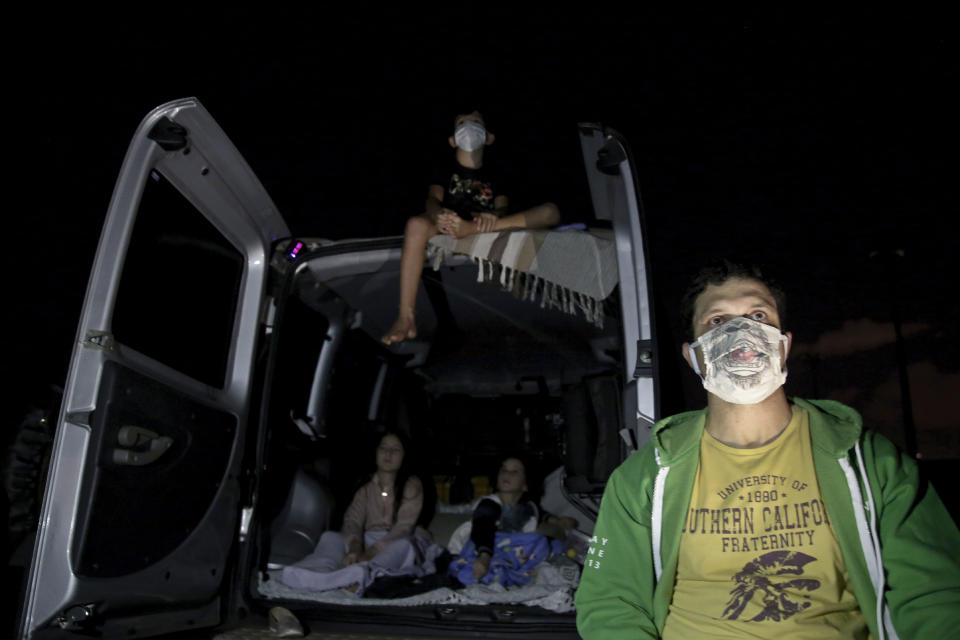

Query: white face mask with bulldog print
[688,316,789,405]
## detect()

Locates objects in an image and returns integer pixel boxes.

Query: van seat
[562,374,622,493]
[267,469,332,566]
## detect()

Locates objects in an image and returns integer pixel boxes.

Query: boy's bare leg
[437,202,560,239]
[382,214,437,344]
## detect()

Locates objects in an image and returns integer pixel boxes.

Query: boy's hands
[437,211,499,238]
[436,210,459,235]
[472,212,498,233]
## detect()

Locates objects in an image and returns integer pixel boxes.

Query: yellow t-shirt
[662,406,867,639]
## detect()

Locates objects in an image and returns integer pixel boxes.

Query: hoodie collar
[651,398,863,464]
[651,409,706,465]
[791,398,863,456]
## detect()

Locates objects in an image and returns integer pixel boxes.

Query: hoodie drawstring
[652,448,670,583]
[839,443,898,640]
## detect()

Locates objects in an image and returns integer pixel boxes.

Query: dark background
[9,8,954,449]
[3,7,956,628]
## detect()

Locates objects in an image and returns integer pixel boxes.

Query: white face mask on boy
[688,316,789,405]
[454,121,486,152]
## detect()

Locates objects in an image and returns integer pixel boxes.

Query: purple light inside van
[288,241,304,259]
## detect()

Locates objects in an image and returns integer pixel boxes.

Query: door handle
[113,426,173,466]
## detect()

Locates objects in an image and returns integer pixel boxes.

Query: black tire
[2,385,61,563]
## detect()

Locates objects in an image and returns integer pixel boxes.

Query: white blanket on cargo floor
[258,556,580,613]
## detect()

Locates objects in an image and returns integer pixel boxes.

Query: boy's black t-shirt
[430,159,508,217]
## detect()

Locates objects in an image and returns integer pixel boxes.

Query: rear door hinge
[65,411,92,428]
[633,339,654,379]
[83,330,115,352]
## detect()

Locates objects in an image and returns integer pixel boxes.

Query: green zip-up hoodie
[575,398,960,639]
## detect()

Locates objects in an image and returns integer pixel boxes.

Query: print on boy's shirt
[681,468,832,622]
[448,173,495,211]
[715,473,796,500]
[682,472,831,555]
[681,497,831,553]
[723,550,821,622]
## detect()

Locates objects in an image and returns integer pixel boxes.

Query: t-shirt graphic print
[432,159,503,217]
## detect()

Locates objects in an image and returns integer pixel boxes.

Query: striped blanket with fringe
[426,228,617,327]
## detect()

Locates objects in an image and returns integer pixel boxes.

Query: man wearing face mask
[575,261,960,640]
[382,110,560,345]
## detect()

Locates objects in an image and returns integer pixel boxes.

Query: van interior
[248,231,630,630]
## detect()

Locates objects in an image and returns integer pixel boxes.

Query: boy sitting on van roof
[381,110,560,345]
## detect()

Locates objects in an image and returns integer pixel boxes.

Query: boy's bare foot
[382,314,417,345]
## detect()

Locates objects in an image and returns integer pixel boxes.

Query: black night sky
[6,10,957,471]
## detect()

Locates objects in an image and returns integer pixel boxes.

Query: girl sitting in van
[281,431,425,593]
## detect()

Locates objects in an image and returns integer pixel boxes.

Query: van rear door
[579,124,659,449]
[20,98,289,639]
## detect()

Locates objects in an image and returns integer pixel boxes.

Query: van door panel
[21,98,289,638]
[579,124,659,449]
[72,361,237,578]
